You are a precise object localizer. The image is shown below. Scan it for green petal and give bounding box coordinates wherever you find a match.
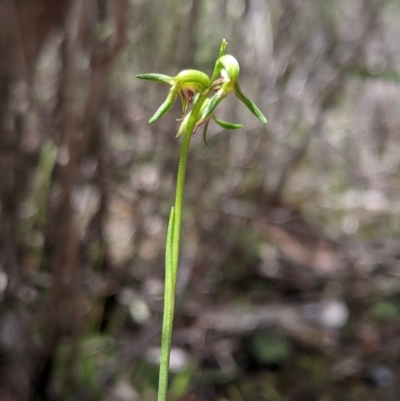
[136,73,174,85]
[202,119,210,148]
[176,70,210,92]
[213,116,243,130]
[176,112,190,137]
[210,57,224,83]
[209,40,228,83]
[149,84,180,123]
[207,55,238,97]
[219,55,240,83]
[234,81,267,123]
[201,88,228,121]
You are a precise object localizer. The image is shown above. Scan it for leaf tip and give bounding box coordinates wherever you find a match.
[259,115,268,124]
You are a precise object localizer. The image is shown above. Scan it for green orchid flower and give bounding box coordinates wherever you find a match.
[176,98,242,146]
[136,70,210,123]
[201,54,267,124]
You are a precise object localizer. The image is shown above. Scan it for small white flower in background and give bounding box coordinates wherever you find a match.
[304,299,349,329]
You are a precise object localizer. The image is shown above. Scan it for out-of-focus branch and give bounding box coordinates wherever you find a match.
[79,0,128,155]
[268,0,384,198]
[40,0,89,395]
[38,0,129,397]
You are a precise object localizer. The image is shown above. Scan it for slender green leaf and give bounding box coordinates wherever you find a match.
[158,207,176,401]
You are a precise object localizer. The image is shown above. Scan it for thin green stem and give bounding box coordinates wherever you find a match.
[171,96,207,279]
[157,95,207,401]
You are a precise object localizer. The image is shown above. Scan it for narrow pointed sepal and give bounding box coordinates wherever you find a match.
[213,116,243,130]
[234,81,267,123]
[202,119,210,148]
[201,89,228,121]
[149,84,180,123]
[219,39,228,59]
[136,73,174,85]
[210,41,229,82]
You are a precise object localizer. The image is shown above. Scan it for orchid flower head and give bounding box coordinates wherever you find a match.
[136,70,210,123]
[136,38,267,140]
[201,54,267,124]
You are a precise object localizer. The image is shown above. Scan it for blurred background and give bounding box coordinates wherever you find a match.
[1,0,400,400]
